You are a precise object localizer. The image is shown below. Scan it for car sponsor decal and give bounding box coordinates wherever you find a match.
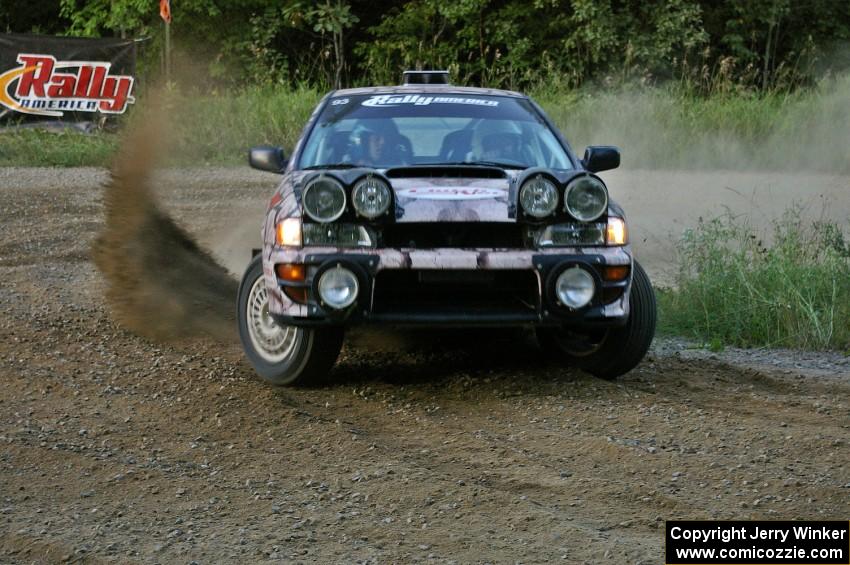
[362,94,498,108]
[395,186,504,200]
[0,53,135,116]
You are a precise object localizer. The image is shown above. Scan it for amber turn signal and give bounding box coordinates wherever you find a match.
[276,263,307,303]
[602,265,630,281]
[275,263,305,282]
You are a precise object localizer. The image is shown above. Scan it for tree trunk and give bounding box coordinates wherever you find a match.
[762,19,775,91]
[335,30,343,89]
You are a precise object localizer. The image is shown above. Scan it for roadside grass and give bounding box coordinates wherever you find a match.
[0,85,322,167]
[657,210,850,351]
[0,128,118,167]
[166,84,321,165]
[2,74,848,172]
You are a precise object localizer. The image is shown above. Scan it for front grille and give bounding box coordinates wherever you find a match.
[372,269,539,317]
[381,222,528,249]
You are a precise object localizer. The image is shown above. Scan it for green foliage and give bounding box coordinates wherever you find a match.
[0,0,68,35]
[6,1,848,90]
[659,209,850,350]
[356,0,711,88]
[59,0,153,37]
[306,1,358,34]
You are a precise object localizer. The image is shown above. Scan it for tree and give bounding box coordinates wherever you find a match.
[305,1,359,89]
[6,0,848,91]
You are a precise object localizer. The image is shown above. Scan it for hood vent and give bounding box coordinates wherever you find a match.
[386,166,506,179]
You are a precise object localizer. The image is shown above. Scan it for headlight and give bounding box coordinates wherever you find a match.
[302,223,375,247]
[565,176,608,222]
[555,267,595,309]
[536,222,606,247]
[352,176,392,219]
[318,266,359,309]
[302,176,346,222]
[276,217,302,246]
[519,175,558,218]
[606,217,627,245]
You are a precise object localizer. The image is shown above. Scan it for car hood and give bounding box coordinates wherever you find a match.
[390,176,513,223]
[282,167,619,223]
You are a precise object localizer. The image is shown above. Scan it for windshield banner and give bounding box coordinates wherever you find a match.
[0,33,137,127]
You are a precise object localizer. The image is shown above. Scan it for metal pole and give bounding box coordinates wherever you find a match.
[165,18,171,82]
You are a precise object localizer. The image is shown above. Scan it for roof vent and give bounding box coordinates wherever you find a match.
[402,70,450,85]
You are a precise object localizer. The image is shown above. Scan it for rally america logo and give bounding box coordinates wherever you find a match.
[362,94,499,108]
[0,54,135,117]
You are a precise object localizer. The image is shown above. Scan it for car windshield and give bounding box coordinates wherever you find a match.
[298,93,572,170]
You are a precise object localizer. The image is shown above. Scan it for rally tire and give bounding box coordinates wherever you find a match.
[538,260,656,380]
[237,256,343,386]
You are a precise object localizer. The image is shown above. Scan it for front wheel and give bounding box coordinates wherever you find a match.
[237,256,343,386]
[538,260,656,380]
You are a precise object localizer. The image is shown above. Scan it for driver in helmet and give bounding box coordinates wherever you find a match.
[470,121,524,164]
[350,121,409,167]
[361,128,386,165]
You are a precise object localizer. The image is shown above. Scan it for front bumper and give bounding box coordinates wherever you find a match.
[264,246,632,327]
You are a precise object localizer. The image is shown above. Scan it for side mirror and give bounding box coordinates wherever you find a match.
[249,145,287,173]
[582,146,620,173]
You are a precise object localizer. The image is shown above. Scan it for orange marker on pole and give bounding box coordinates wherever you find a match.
[160,0,171,82]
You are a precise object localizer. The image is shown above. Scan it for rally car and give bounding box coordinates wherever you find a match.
[237,70,656,386]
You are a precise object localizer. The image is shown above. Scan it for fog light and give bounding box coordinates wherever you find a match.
[318,266,359,309]
[555,267,595,309]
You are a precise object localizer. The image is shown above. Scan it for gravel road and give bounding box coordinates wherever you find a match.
[1,167,848,564]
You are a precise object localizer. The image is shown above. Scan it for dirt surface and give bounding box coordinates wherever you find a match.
[1,167,849,564]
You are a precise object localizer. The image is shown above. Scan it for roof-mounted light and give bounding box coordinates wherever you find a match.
[402,70,450,85]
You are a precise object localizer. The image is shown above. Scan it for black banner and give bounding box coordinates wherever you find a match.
[0,33,137,126]
[666,521,850,564]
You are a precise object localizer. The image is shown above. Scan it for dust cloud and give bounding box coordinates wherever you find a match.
[564,74,850,174]
[92,112,239,343]
[208,216,265,278]
[565,74,850,283]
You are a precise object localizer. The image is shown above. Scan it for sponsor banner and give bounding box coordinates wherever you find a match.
[361,94,499,108]
[395,186,505,200]
[0,33,136,124]
[666,520,849,565]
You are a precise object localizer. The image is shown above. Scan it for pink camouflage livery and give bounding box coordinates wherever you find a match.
[237,71,656,386]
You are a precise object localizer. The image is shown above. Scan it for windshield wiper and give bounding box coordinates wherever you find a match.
[302,163,360,170]
[431,160,528,170]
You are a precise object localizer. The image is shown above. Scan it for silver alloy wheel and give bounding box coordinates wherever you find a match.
[246,276,299,363]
